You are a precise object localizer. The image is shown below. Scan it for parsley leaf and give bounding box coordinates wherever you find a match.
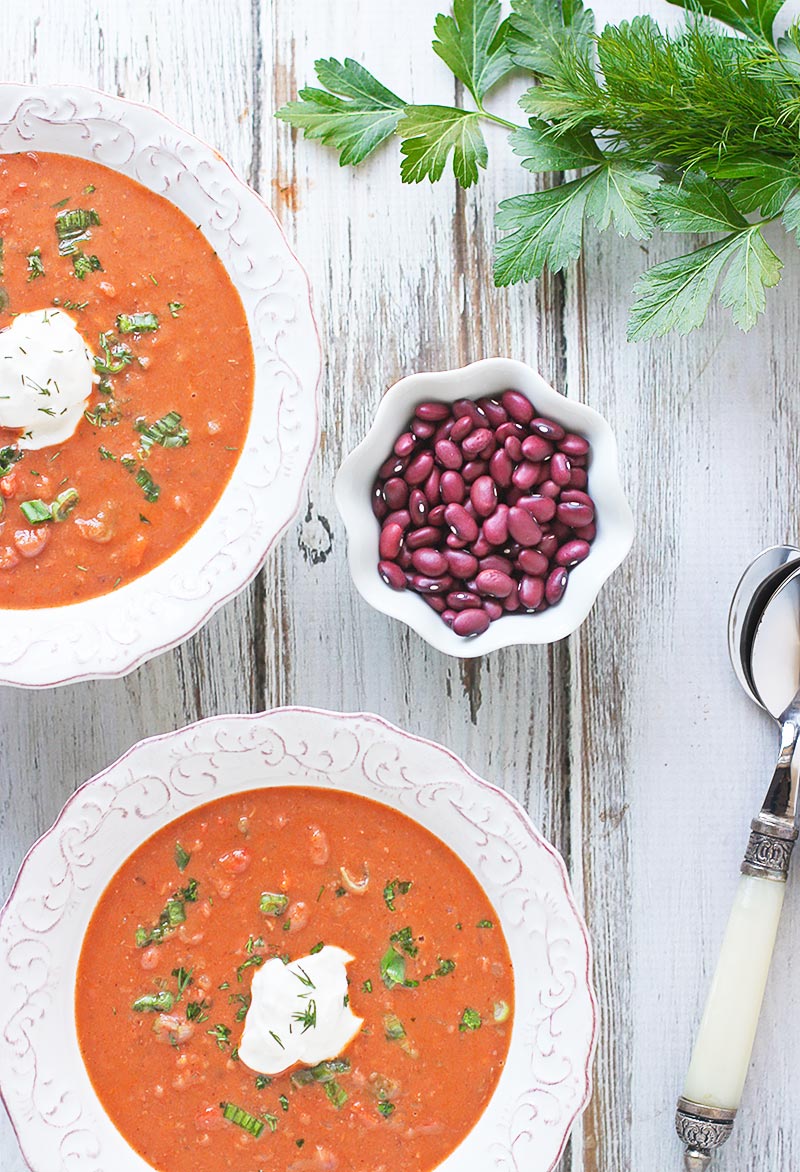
[627,226,782,341]
[399,106,487,188]
[507,0,595,79]
[649,173,747,234]
[432,0,513,104]
[509,115,601,172]
[664,0,783,46]
[276,58,406,166]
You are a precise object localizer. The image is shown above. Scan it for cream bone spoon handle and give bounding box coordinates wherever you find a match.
[677,562,800,1171]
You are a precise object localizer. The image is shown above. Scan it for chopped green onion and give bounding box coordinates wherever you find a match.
[262,1112,278,1132]
[55,208,100,256]
[131,990,174,1013]
[290,1058,350,1088]
[255,1075,272,1090]
[93,333,132,375]
[458,1007,482,1033]
[324,1080,348,1110]
[116,311,159,334]
[72,251,102,279]
[220,1101,264,1138]
[383,1013,406,1040]
[175,841,191,872]
[279,1094,290,1111]
[309,941,324,955]
[259,891,289,917]
[51,197,70,209]
[168,300,184,318]
[135,878,198,947]
[51,488,79,521]
[377,1101,395,1118]
[83,184,96,195]
[135,411,189,453]
[20,500,52,524]
[362,979,373,994]
[476,919,494,929]
[26,248,45,281]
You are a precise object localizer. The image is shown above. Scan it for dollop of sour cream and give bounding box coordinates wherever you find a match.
[0,308,97,450]
[239,945,363,1075]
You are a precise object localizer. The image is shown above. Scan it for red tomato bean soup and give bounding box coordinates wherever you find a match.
[0,151,254,606]
[76,787,514,1172]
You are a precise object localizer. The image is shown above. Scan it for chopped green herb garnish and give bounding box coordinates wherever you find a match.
[19,499,51,524]
[424,957,456,981]
[245,935,264,954]
[236,954,265,982]
[389,926,417,958]
[458,1007,482,1033]
[134,878,198,947]
[292,966,315,990]
[476,919,493,929]
[335,886,347,898]
[379,946,418,990]
[168,300,184,318]
[172,967,193,1000]
[229,992,251,1022]
[116,311,159,334]
[309,941,324,955]
[220,1101,264,1138]
[26,248,45,281]
[135,410,189,454]
[83,185,96,195]
[94,332,132,375]
[131,990,174,1013]
[383,878,412,912]
[255,1075,272,1090]
[270,1031,286,1051]
[0,447,22,477]
[72,251,102,279]
[282,920,292,931]
[134,465,160,503]
[207,1023,232,1050]
[383,1013,406,1040]
[377,1101,395,1118]
[98,446,116,461]
[175,841,191,872]
[139,513,150,524]
[55,208,100,256]
[324,1080,348,1109]
[493,1000,510,1024]
[259,891,289,917]
[263,1112,278,1132]
[51,197,70,209]
[186,999,210,1023]
[291,998,317,1033]
[279,1094,290,1111]
[60,298,89,311]
[362,979,373,994]
[296,1139,305,1148]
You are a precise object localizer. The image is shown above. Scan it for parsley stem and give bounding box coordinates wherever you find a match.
[477,107,522,133]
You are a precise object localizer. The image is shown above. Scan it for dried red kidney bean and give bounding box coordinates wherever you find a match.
[372,391,597,636]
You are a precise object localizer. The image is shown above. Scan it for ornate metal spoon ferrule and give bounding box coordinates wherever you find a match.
[675,1099,736,1171]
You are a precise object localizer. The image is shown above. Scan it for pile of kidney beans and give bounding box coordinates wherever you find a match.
[372,390,596,637]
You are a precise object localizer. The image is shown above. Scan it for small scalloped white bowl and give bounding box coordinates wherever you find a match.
[334,358,634,658]
[0,83,321,688]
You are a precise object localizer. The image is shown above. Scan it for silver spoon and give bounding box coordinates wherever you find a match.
[677,563,800,1169]
[728,544,800,704]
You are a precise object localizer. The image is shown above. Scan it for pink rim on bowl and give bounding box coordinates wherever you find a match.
[0,707,597,1172]
[335,358,634,657]
[0,84,321,688]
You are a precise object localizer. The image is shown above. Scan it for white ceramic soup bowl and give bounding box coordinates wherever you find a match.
[0,84,320,687]
[335,358,634,658]
[0,708,597,1172]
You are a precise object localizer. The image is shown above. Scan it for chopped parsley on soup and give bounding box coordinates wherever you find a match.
[76,788,514,1172]
[0,151,254,606]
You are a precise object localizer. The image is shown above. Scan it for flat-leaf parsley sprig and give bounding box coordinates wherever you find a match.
[277,0,800,341]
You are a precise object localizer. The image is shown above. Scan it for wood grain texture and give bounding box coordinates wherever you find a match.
[2,1,800,1170]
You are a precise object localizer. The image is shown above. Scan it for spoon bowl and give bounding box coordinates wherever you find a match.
[750,564,800,721]
[728,545,800,707]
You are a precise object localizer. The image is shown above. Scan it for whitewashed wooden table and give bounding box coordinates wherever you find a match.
[2,1,799,1169]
